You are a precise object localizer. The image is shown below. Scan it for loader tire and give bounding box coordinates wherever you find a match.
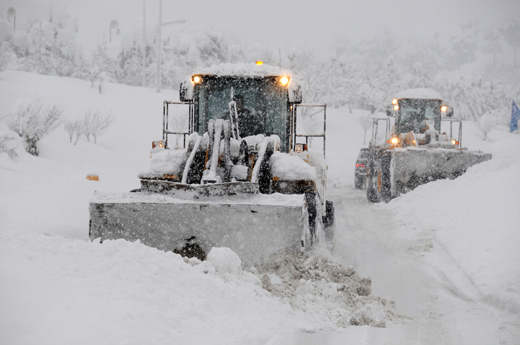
[323,200,335,253]
[354,177,364,190]
[323,200,334,227]
[305,193,317,247]
[366,162,380,203]
[380,154,393,203]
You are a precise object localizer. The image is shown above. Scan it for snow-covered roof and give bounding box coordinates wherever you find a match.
[193,63,291,78]
[394,88,443,100]
[180,63,301,102]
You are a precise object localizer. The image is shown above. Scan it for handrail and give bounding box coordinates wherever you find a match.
[293,103,327,158]
[163,101,193,148]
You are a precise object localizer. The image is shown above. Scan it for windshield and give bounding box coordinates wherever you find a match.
[398,99,441,133]
[194,77,289,151]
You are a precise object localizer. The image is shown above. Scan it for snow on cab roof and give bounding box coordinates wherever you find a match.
[193,63,291,77]
[394,88,443,100]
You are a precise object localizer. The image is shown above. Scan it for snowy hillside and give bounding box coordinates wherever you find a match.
[1,71,519,344]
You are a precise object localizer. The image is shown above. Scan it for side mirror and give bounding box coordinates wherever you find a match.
[289,83,302,104]
[385,105,394,117]
[448,107,454,117]
[179,79,193,102]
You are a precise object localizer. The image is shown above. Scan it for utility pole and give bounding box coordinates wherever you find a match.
[156,0,162,92]
[7,7,16,31]
[142,0,146,87]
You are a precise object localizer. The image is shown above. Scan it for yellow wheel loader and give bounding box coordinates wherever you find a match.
[366,88,492,203]
[89,63,334,266]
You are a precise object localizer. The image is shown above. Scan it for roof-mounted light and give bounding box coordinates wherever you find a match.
[280,76,290,86]
[256,61,264,65]
[192,75,202,83]
[441,105,447,112]
[392,99,398,105]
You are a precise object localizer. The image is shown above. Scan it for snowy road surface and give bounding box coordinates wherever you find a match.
[285,187,518,345]
[269,187,518,344]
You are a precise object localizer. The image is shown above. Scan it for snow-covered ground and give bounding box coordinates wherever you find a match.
[1,71,519,344]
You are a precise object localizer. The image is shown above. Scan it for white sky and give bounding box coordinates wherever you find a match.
[1,0,519,58]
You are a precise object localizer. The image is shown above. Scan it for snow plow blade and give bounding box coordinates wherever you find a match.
[392,148,491,187]
[89,191,309,267]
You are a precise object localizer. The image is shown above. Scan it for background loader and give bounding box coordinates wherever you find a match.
[89,63,334,266]
[366,88,492,203]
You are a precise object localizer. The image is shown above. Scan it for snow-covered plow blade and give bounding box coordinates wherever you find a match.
[89,191,309,266]
[391,148,492,191]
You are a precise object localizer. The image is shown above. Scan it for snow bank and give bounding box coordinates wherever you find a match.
[207,247,242,276]
[0,231,322,345]
[254,252,395,327]
[381,131,520,314]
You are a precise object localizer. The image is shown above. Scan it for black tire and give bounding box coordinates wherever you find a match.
[354,177,363,189]
[305,193,317,248]
[366,162,380,203]
[323,200,334,227]
[323,200,335,253]
[380,154,393,203]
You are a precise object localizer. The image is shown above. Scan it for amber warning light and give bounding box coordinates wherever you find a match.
[256,61,264,65]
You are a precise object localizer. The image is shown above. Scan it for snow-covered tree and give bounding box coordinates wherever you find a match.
[478,112,498,140]
[435,74,509,121]
[447,21,480,68]
[501,20,520,68]
[359,112,373,145]
[482,29,503,69]
[357,59,400,114]
[0,132,18,159]
[287,50,327,104]
[25,21,56,75]
[63,119,83,145]
[91,41,119,83]
[7,98,63,156]
[82,110,115,144]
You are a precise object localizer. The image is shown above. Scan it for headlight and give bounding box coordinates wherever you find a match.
[295,143,307,153]
[392,99,398,105]
[280,76,290,86]
[441,105,447,112]
[391,137,399,145]
[451,139,459,145]
[152,140,165,149]
[192,75,202,83]
[393,105,399,111]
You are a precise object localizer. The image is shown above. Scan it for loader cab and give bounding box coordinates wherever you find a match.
[190,75,293,152]
[395,98,442,134]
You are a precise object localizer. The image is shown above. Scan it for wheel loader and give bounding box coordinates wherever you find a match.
[89,63,334,266]
[366,88,492,203]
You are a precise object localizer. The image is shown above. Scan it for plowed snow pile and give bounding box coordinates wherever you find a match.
[253,251,395,327]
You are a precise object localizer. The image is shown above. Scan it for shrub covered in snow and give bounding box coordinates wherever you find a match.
[63,110,115,145]
[478,111,498,140]
[82,109,115,144]
[63,119,82,145]
[0,131,19,159]
[7,98,63,156]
